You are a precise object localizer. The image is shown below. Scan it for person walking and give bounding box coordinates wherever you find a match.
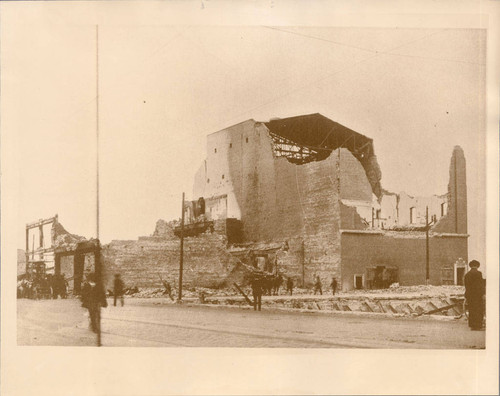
[251,277,262,311]
[162,279,174,301]
[464,260,485,330]
[81,272,108,333]
[330,277,338,296]
[113,274,125,307]
[313,275,322,295]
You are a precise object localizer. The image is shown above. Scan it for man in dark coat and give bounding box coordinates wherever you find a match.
[286,277,294,296]
[113,274,125,307]
[81,272,108,333]
[464,260,485,330]
[251,277,262,311]
[162,279,174,301]
[330,278,338,296]
[313,275,322,295]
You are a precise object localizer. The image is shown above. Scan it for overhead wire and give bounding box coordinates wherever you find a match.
[263,26,485,66]
[198,28,459,136]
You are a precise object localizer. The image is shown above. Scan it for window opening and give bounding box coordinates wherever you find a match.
[410,207,416,224]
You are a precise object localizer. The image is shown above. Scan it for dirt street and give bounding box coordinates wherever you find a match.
[17,298,485,348]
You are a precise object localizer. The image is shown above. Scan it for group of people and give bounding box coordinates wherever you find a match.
[248,274,340,311]
[17,273,68,300]
[76,261,485,334]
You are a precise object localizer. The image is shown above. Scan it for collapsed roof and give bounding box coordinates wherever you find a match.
[264,113,382,198]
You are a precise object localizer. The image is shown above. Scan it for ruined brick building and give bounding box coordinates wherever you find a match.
[186,113,468,290]
[24,113,468,292]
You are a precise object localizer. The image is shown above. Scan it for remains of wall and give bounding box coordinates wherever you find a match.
[340,230,468,291]
[101,223,238,290]
[192,119,384,287]
[433,146,467,234]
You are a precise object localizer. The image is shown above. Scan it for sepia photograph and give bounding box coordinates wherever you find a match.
[1,1,498,395]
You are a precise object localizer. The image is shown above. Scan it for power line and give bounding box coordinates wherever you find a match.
[263,26,485,66]
[263,26,378,54]
[201,30,449,134]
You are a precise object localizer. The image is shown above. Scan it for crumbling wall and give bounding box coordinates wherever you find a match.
[190,120,383,287]
[340,203,369,230]
[152,219,176,238]
[433,146,467,234]
[359,153,383,199]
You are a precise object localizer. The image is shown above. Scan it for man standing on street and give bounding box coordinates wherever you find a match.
[330,277,338,296]
[464,260,485,330]
[113,273,125,307]
[314,275,322,295]
[286,277,294,295]
[251,277,262,311]
[81,272,108,333]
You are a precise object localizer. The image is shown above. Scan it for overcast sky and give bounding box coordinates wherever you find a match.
[2,17,486,262]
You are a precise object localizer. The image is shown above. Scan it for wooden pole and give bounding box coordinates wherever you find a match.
[25,227,29,274]
[425,206,430,285]
[178,192,185,302]
[96,24,100,243]
[301,241,305,287]
[95,24,102,347]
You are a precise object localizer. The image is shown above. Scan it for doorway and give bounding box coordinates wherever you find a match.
[456,267,465,286]
[354,274,363,289]
[73,254,84,295]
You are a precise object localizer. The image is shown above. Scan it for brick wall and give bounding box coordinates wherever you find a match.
[340,230,468,291]
[191,121,383,288]
[101,229,238,290]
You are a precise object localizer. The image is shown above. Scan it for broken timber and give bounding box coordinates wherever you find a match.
[415,302,461,317]
[233,282,254,306]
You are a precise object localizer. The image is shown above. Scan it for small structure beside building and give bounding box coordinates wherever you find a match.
[23,215,99,294]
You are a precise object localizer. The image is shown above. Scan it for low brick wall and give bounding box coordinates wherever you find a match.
[101,231,239,290]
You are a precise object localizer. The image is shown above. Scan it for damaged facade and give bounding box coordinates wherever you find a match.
[24,113,467,293]
[24,215,99,293]
[189,113,468,290]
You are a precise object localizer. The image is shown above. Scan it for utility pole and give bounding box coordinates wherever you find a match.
[95,24,102,347]
[178,192,185,302]
[425,206,430,285]
[25,227,29,274]
[301,241,305,287]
